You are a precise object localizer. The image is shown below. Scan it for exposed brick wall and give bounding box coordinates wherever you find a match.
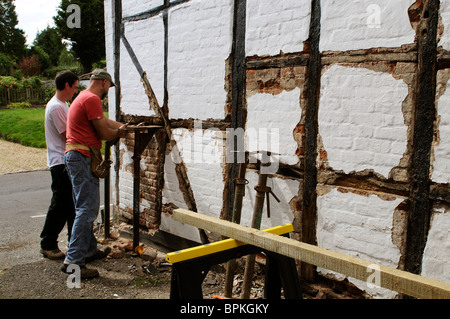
[115,130,166,233]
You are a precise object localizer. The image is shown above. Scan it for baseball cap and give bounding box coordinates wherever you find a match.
[90,69,116,87]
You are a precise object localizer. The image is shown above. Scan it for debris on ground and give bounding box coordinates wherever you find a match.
[0,222,365,299]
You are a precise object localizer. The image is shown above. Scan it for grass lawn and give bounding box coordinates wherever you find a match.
[0,107,110,151]
[0,107,46,148]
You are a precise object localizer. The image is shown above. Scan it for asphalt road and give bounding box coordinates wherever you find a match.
[0,170,104,270]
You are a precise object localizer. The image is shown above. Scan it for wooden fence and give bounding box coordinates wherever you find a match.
[0,88,48,106]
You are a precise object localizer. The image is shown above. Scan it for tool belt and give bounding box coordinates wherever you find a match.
[66,143,111,179]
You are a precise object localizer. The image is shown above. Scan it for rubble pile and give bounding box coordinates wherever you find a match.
[92,226,364,299]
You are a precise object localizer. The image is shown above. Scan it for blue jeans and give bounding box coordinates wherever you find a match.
[64,150,99,265]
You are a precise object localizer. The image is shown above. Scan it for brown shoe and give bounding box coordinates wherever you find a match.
[41,248,65,260]
[85,246,111,263]
[61,263,99,279]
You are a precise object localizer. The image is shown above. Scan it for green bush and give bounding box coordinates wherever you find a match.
[44,87,56,102]
[92,59,106,70]
[0,76,20,89]
[0,75,42,90]
[7,102,31,109]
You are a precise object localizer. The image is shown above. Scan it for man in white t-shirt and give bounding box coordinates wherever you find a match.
[40,71,79,259]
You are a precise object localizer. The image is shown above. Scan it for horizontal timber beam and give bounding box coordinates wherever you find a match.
[173,208,450,299]
[166,223,293,264]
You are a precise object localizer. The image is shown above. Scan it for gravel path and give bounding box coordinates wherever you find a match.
[0,140,48,175]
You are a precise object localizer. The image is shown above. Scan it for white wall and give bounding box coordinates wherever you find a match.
[167,0,233,120]
[421,208,450,284]
[319,65,408,178]
[246,88,302,167]
[320,0,416,52]
[432,72,450,183]
[440,0,450,50]
[246,0,311,56]
[122,0,163,18]
[121,16,165,116]
[161,126,225,241]
[162,127,225,216]
[317,188,403,298]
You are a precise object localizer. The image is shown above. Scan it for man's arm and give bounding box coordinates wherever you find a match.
[91,117,128,141]
[105,117,125,130]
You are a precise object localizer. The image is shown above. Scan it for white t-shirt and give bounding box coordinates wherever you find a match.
[45,96,69,167]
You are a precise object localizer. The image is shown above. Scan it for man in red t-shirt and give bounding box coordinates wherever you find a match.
[61,69,127,279]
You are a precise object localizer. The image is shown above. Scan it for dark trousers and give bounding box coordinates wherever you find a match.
[40,164,75,250]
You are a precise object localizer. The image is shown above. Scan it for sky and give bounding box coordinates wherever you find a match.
[15,0,61,46]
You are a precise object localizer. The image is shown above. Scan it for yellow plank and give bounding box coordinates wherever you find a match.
[166,223,293,264]
[173,208,450,299]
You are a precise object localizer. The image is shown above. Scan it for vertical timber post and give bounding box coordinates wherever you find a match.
[113,0,122,217]
[300,0,321,282]
[405,0,439,277]
[224,0,246,222]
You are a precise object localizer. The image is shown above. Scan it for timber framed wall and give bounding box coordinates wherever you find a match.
[104,0,450,298]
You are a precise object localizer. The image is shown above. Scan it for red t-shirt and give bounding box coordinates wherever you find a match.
[66,90,105,157]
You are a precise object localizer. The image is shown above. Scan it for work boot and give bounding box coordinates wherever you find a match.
[85,246,111,263]
[61,263,100,279]
[40,248,65,260]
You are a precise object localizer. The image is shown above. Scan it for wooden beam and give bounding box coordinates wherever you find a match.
[166,223,293,264]
[173,208,450,299]
[300,0,322,282]
[405,0,439,276]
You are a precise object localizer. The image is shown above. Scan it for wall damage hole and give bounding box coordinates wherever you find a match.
[422,28,428,38]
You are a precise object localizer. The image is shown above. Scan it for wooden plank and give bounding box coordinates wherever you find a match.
[166,223,293,264]
[126,125,164,130]
[173,208,450,299]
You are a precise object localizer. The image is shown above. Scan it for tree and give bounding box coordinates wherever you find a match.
[33,27,65,66]
[58,44,77,66]
[53,0,105,73]
[17,55,41,76]
[30,46,51,73]
[0,53,14,75]
[0,0,26,59]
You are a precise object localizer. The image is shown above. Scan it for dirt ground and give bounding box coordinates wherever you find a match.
[0,231,268,300]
